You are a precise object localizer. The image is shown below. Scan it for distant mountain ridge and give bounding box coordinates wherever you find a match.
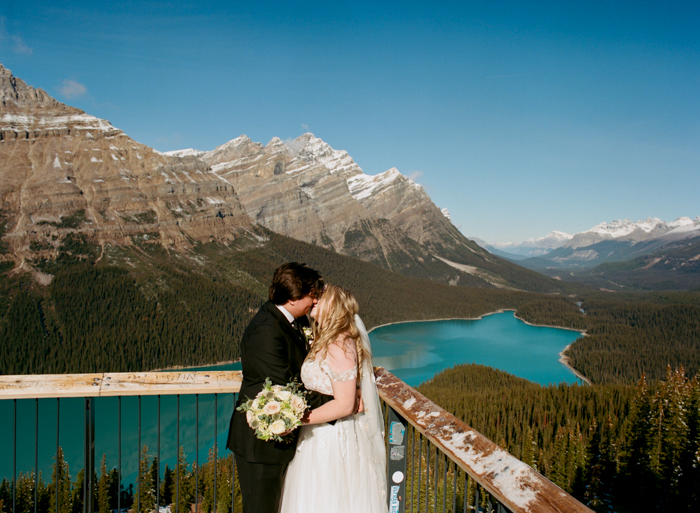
[487,231,573,258]
[503,217,700,290]
[488,217,700,259]
[0,62,563,292]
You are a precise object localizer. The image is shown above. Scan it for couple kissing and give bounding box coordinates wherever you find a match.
[227,262,388,513]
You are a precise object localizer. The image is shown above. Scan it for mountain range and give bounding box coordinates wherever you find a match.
[488,218,700,290]
[0,62,561,293]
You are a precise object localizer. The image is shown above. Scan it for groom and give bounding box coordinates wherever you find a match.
[227,262,328,513]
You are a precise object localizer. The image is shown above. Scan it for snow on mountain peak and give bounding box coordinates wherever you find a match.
[162,148,205,158]
[347,167,406,201]
[585,218,665,238]
[668,216,695,228]
[266,136,285,147]
[441,208,451,221]
[206,135,253,155]
[283,133,359,176]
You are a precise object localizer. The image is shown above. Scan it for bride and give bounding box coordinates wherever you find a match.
[279,284,388,513]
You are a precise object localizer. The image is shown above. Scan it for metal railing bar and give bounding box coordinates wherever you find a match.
[195,394,199,513]
[56,398,60,513]
[231,394,238,513]
[452,461,457,513]
[424,441,429,513]
[410,426,416,513]
[13,399,16,513]
[442,453,447,513]
[87,398,95,513]
[137,395,141,513]
[417,434,423,513]
[176,394,180,513]
[214,393,218,513]
[34,398,38,513]
[157,395,161,511]
[462,473,468,513]
[118,396,121,513]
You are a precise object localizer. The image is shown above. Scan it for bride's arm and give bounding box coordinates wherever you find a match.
[303,337,358,425]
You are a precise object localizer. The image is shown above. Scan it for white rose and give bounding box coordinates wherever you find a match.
[276,390,292,401]
[263,401,281,415]
[272,385,283,392]
[246,410,254,423]
[291,395,306,413]
[270,420,287,435]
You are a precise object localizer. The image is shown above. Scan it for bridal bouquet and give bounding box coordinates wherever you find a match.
[237,378,308,443]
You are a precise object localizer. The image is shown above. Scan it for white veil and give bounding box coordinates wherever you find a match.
[349,314,388,510]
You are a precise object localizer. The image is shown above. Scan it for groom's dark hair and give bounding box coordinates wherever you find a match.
[269,262,324,305]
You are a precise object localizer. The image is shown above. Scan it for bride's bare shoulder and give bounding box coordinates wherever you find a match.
[327,333,357,360]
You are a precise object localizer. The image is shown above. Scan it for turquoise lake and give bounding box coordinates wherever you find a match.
[0,310,584,482]
[371,311,584,387]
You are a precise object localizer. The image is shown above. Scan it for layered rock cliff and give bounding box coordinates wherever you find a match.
[0,63,559,290]
[0,63,256,267]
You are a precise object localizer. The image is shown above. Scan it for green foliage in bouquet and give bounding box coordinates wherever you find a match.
[237,378,309,443]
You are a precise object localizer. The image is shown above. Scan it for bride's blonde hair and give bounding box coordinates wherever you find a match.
[307,284,364,379]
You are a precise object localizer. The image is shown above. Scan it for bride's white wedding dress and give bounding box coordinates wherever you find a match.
[279,315,387,513]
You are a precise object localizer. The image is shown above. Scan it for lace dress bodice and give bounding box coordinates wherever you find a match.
[301,357,357,395]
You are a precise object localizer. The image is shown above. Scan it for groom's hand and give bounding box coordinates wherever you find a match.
[354,388,364,414]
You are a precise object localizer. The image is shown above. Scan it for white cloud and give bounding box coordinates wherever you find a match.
[11,35,32,55]
[60,79,87,99]
[408,170,423,182]
[0,18,33,55]
[301,123,309,131]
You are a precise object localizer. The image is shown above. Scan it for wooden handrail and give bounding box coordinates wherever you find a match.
[375,368,593,513]
[0,371,243,399]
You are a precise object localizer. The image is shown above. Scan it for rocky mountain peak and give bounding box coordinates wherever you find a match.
[1,65,543,291]
[265,136,287,149]
[0,63,60,108]
[204,134,261,163]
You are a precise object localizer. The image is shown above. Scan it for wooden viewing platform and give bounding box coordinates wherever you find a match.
[0,369,592,513]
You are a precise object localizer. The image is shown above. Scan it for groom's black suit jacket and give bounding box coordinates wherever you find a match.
[226,301,329,464]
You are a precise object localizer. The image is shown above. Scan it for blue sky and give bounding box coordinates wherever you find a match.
[1,1,698,243]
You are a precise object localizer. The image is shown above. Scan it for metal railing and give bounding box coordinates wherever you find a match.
[0,370,592,513]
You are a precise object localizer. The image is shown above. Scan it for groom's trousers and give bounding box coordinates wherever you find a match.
[235,454,288,513]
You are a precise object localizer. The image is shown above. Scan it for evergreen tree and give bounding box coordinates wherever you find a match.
[49,447,72,513]
[171,447,193,513]
[651,367,691,508]
[107,469,120,511]
[137,445,155,513]
[0,479,12,513]
[96,455,110,513]
[683,375,700,510]
[160,465,173,507]
[71,469,84,513]
[521,425,537,470]
[619,375,657,509]
[149,456,160,509]
[15,472,35,513]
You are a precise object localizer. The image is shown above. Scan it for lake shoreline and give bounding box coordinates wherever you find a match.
[369,309,591,385]
[369,308,586,334]
[171,309,591,384]
[150,360,239,372]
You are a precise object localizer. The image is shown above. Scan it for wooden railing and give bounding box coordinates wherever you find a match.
[0,370,592,513]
